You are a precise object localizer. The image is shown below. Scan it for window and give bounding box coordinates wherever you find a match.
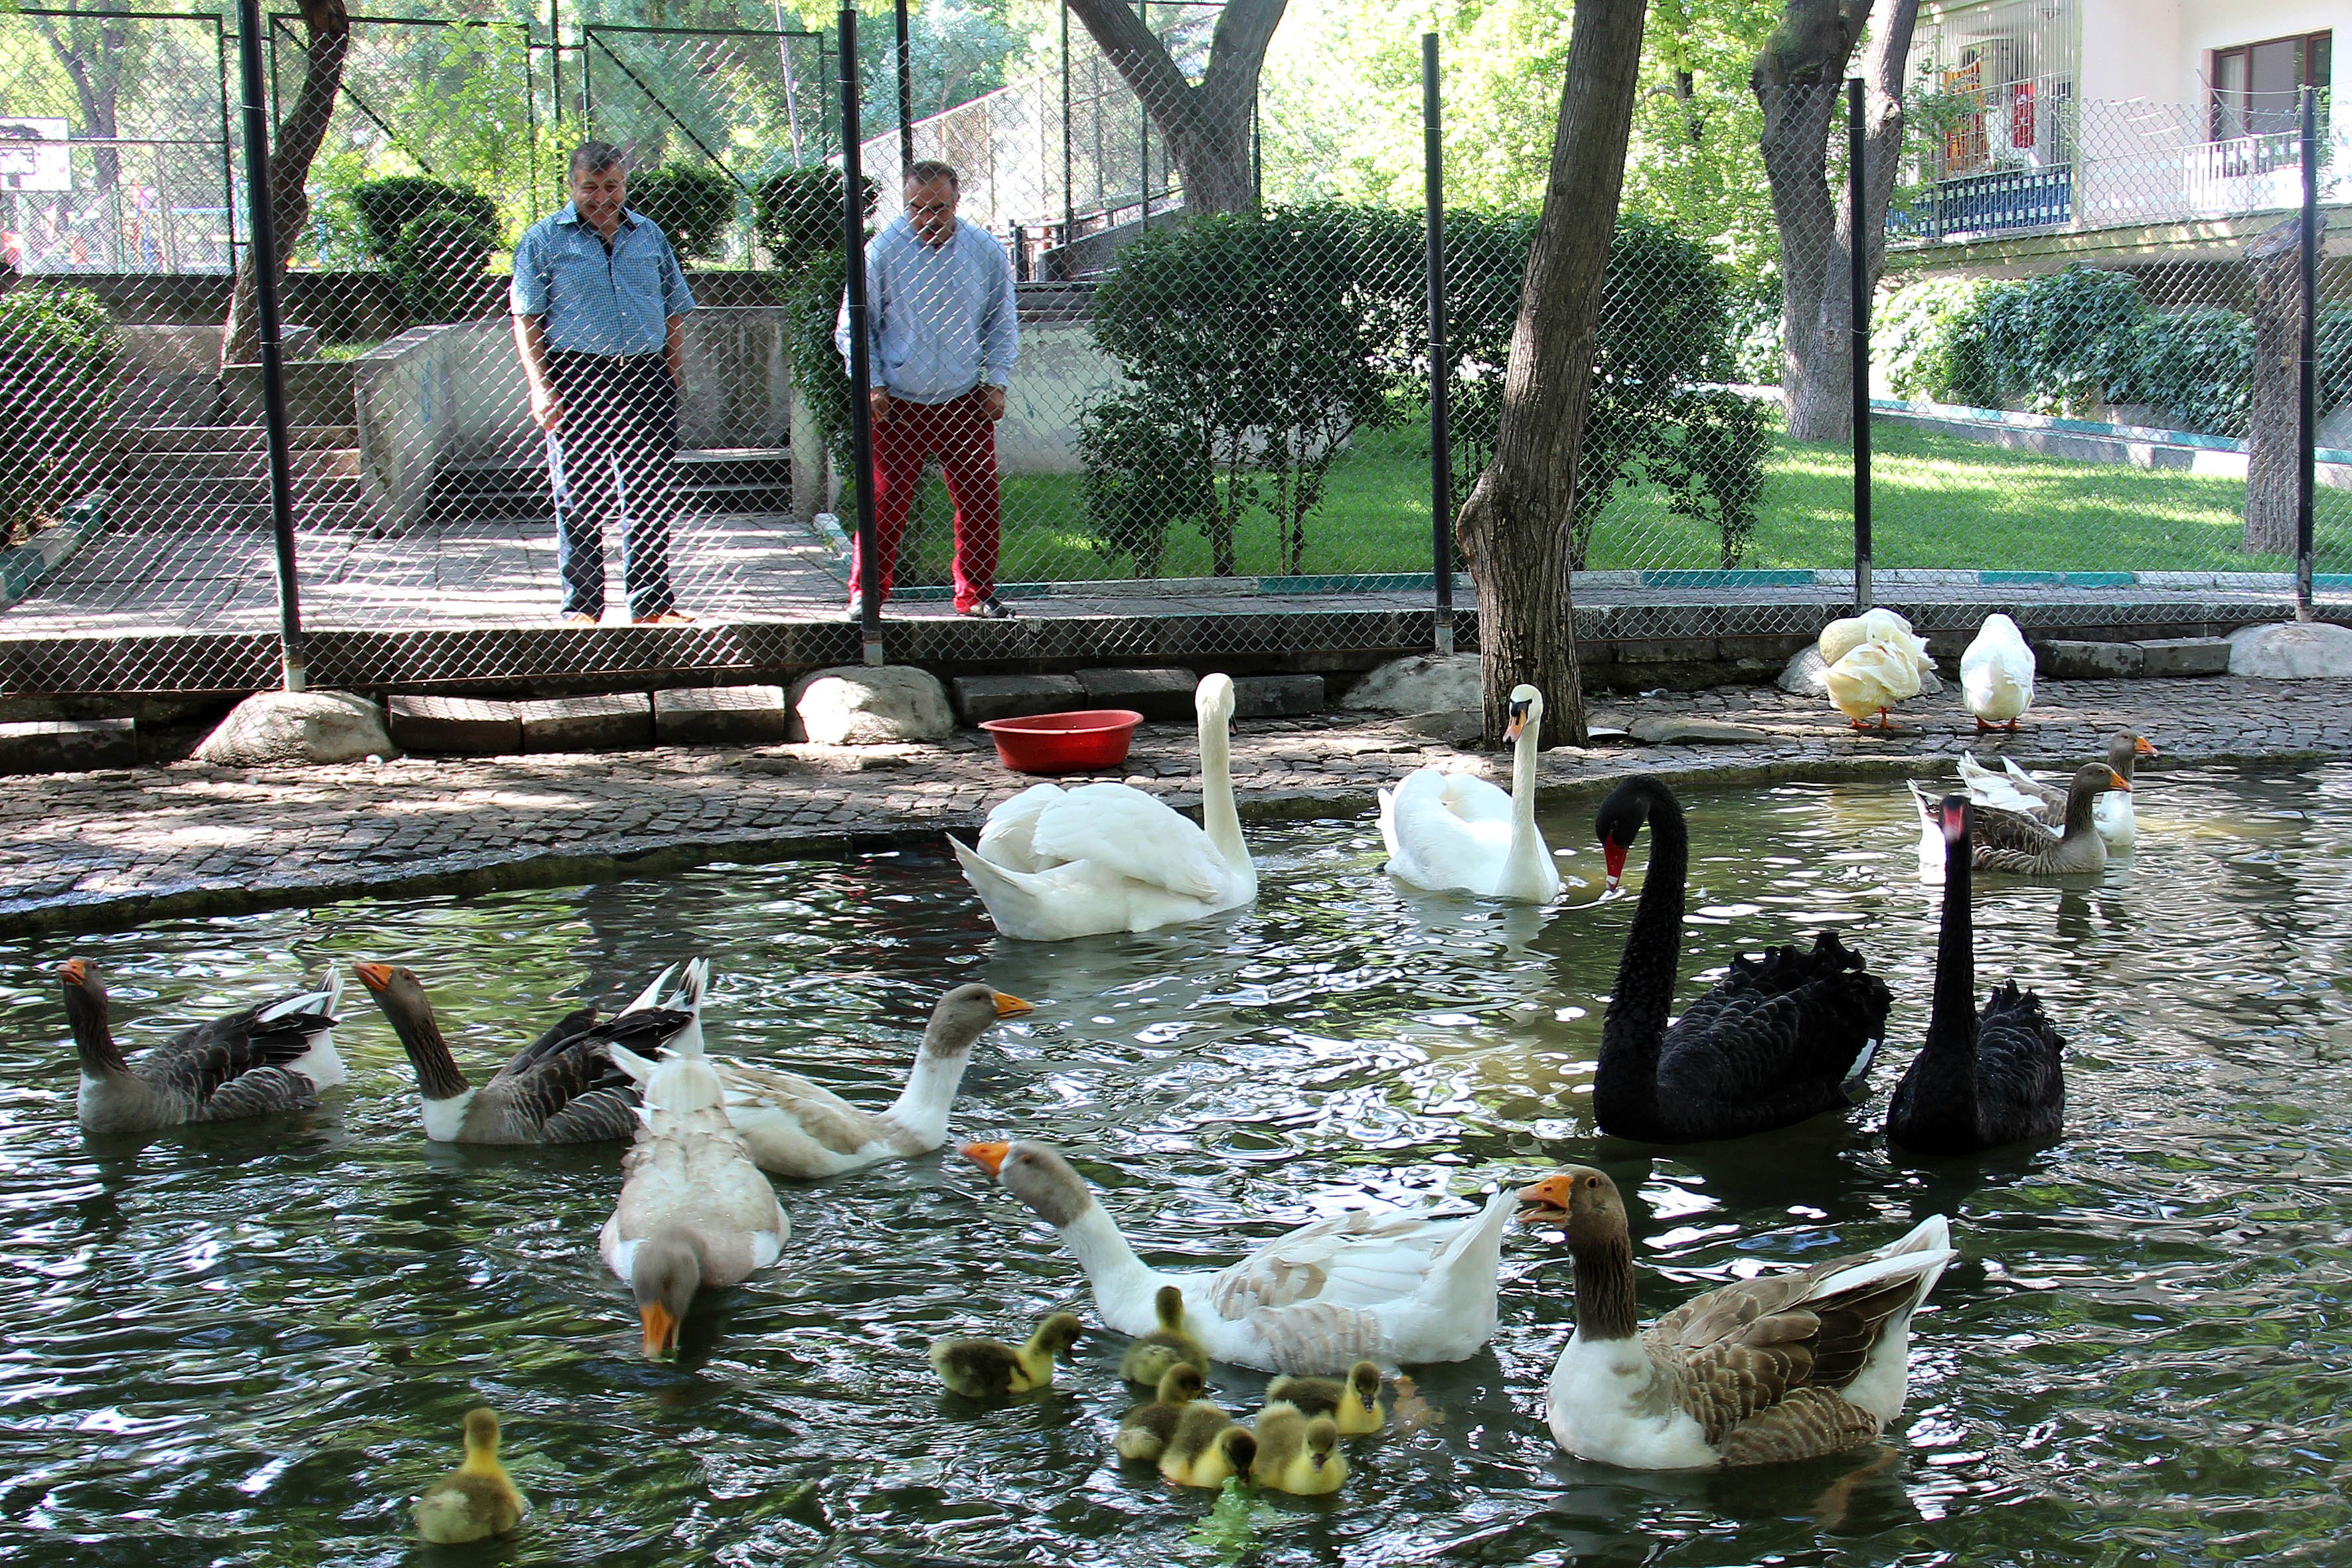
[2211,31,2330,141]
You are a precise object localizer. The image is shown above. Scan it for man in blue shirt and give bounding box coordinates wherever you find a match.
[835,159,1020,617]
[511,141,697,624]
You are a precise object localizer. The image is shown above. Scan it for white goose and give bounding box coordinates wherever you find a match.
[608,982,1032,1179]
[599,1000,789,1358]
[1378,684,1559,903]
[963,1139,1519,1373]
[1523,1166,1954,1469]
[1959,613,2035,732]
[950,673,1255,941]
[1822,608,1934,731]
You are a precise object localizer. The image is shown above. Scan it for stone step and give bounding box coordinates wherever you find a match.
[102,497,372,531]
[113,424,357,453]
[0,717,139,773]
[105,447,360,480]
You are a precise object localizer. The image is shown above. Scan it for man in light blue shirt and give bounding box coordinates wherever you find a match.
[835,159,1019,617]
[511,141,696,624]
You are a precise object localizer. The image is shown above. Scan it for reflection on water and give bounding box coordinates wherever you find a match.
[2,763,2349,1564]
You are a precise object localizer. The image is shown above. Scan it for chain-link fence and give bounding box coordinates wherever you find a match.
[0,4,2344,698]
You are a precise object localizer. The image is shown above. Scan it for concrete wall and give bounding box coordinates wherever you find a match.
[1000,314,1126,475]
[353,306,799,530]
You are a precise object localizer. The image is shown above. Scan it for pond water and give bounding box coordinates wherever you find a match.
[3,764,2350,1567]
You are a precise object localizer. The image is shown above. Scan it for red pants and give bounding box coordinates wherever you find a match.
[853,388,1001,610]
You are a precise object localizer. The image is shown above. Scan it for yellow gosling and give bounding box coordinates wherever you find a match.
[1158,1405,1257,1489]
[928,1312,1084,1399]
[1115,1364,1213,1463]
[413,1407,526,1545]
[1119,1283,1210,1387]
[1251,1403,1346,1496]
[1265,1360,1385,1435]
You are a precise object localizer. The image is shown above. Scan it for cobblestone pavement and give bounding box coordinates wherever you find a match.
[5,674,2346,936]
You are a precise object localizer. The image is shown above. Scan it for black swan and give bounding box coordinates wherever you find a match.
[1886,795,2067,1155]
[1591,775,1891,1142]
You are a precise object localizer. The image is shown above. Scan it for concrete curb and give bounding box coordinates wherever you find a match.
[0,746,2325,941]
[0,492,104,611]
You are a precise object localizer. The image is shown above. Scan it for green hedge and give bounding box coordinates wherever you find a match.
[350,177,501,265]
[0,287,118,544]
[756,167,877,270]
[389,210,498,327]
[1883,266,2352,439]
[627,164,740,263]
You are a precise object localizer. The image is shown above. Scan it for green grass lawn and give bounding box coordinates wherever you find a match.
[880,416,2325,588]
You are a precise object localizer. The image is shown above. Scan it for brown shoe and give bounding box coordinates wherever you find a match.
[632,610,696,625]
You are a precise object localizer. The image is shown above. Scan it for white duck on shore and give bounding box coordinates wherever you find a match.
[1959,613,2035,732]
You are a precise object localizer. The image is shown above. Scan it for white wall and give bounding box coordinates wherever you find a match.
[2088,0,2341,106]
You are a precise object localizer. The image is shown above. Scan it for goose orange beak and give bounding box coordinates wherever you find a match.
[991,992,1034,1018]
[641,1300,680,1359]
[1518,1174,1575,1219]
[962,1141,1009,1177]
[57,959,87,985]
[2134,736,2159,757]
[2108,768,2131,791]
[353,961,395,992]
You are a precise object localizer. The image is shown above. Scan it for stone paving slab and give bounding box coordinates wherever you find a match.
[3,674,2347,938]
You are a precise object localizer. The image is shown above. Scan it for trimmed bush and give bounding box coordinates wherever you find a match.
[0,287,118,544]
[2122,308,2253,439]
[389,210,497,325]
[350,177,500,266]
[627,164,740,263]
[755,167,877,269]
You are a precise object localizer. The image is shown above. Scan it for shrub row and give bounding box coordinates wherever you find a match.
[0,287,118,544]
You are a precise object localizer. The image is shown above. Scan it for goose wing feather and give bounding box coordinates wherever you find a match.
[473,1006,647,1143]
[714,1062,886,1156]
[976,782,1067,872]
[1384,769,1512,889]
[1026,782,1233,899]
[159,986,339,1115]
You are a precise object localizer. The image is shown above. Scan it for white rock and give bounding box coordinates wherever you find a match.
[1780,643,1941,696]
[1342,653,1481,714]
[2227,620,2352,679]
[194,690,393,767]
[790,665,954,745]
[1628,716,1772,745]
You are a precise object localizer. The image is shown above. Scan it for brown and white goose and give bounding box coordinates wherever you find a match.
[1924,762,2127,878]
[60,959,345,1134]
[606,982,1030,1178]
[355,959,704,1144]
[1956,730,2156,851]
[1522,1166,1954,1469]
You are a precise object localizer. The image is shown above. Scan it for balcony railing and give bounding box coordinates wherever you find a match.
[1889,163,2073,244]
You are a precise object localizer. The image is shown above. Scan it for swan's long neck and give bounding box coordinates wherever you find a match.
[1059,1202,1161,1318]
[880,1044,972,1148]
[1594,786,1686,1137]
[1497,714,1547,898]
[1571,1229,1641,1342]
[1918,821,1981,1101]
[1198,701,1248,876]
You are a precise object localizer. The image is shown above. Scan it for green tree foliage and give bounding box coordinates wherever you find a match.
[627,164,741,262]
[773,168,882,473]
[1082,204,1419,578]
[388,210,499,326]
[0,288,118,544]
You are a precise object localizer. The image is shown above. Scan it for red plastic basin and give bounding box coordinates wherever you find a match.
[979,708,1144,775]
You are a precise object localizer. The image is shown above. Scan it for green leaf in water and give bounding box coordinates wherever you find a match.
[1184,1475,1276,1565]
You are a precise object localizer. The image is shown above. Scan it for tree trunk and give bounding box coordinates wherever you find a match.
[1452,0,1650,750]
[221,0,349,371]
[2245,217,2302,556]
[1061,0,1284,217]
[1753,0,1916,443]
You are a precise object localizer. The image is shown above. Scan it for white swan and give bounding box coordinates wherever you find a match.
[1960,613,2034,732]
[1377,683,1559,903]
[949,673,1255,940]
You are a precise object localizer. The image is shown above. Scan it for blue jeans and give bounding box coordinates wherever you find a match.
[546,351,680,619]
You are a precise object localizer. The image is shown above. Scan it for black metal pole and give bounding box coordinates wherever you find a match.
[2296,83,2318,621]
[1423,33,1452,657]
[235,0,306,692]
[1847,76,1871,613]
[1137,0,1148,230]
[893,0,913,170]
[840,7,884,666]
[549,0,561,126]
[1060,1,1073,248]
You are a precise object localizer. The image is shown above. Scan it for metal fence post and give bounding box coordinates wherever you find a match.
[1848,76,1871,613]
[1423,32,1452,657]
[894,0,913,169]
[2296,83,2318,621]
[840,7,884,666]
[234,0,307,692]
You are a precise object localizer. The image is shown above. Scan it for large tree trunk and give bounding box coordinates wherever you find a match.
[2245,218,2302,556]
[221,0,349,370]
[1061,0,1284,217]
[1452,0,1650,749]
[1753,0,1917,442]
